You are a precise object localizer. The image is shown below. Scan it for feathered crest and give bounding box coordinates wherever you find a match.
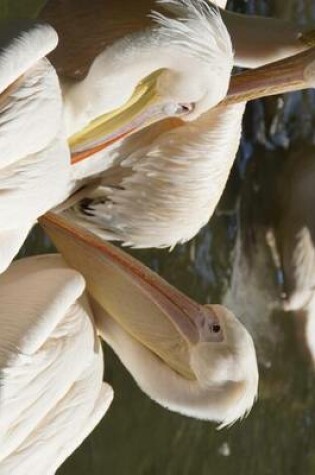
[150,0,233,71]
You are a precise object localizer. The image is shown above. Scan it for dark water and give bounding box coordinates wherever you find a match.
[18,0,315,473]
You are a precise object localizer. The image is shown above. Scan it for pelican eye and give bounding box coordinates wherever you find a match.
[211,324,221,333]
[163,103,194,117]
[178,103,194,115]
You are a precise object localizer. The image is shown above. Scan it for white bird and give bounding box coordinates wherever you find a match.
[0,1,234,271]
[59,0,315,249]
[2,1,315,270]
[41,211,258,428]
[0,254,113,475]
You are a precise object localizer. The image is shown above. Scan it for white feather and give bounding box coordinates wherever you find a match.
[0,28,70,273]
[94,300,257,428]
[0,255,113,473]
[69,103,245,249]
[151,0,233,69]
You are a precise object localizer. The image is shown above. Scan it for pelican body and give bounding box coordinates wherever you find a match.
[0,254,113,474]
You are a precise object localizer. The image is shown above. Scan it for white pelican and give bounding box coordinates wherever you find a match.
[40,212,258,428]
[57,0,315,249]
[64,44,315,249]
[2,2,315,267]
[0,254,113,474]
[0,2,235,270]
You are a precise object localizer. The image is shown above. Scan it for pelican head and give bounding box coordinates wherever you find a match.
[40,213,258,427]
[189,304,258,426]
[150,0,234,120]
[66,0,233,156]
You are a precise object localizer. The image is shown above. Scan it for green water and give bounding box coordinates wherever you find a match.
[7,0,315,473]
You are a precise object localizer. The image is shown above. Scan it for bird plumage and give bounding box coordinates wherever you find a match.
[94,300,258,428]
[0,24,70,273]
[41,213,258,428]
[2,2,315,263]
[69,103,245,248]
[0,254,113,474]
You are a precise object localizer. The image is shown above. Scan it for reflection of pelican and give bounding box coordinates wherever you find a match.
[274,146,315,364]
[3,3,315,268]
[58,0,239,249]
[275,146,315,311]
[41,212,258,428]
[0,254,113,474]
[224,137,315,368]
[223,216,281,368]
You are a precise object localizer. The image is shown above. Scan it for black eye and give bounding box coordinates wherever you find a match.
[178,103,194,115]
[211,324,221,333]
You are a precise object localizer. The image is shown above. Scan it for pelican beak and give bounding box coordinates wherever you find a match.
[40,212,221,380]
[69,70,182,165]
[69,46,315,165]
[224,46,315,105]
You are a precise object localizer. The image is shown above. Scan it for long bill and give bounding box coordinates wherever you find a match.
[222,46,315,105]
[69,47,315,164]
[39,212,222,380]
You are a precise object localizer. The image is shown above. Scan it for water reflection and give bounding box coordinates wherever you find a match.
[17,0,315,473]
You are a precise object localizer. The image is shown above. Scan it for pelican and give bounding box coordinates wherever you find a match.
[0,217,257,473]
[58,0,315,249]
[0,254,113,474]
[40,212,258,428]
[64,46,315,249]
[3,2,315,270]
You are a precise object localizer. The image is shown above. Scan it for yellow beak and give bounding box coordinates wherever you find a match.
[69,70,177,164]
